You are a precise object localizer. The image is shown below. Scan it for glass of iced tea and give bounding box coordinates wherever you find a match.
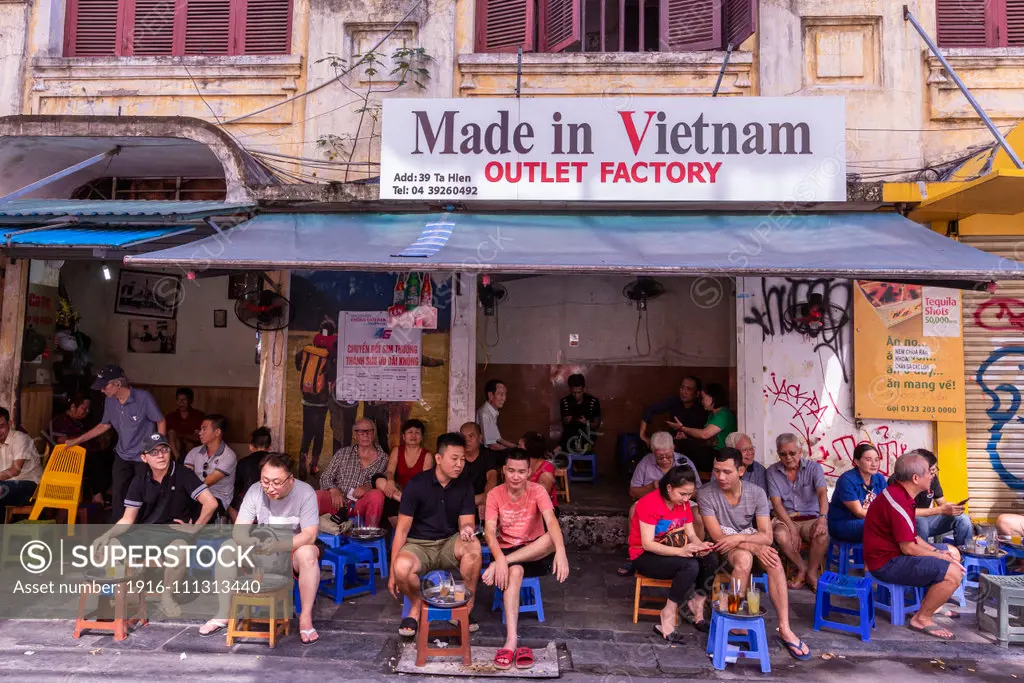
[728,580,741,614]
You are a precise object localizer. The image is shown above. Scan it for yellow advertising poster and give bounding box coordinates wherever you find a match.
[853,281,965,422]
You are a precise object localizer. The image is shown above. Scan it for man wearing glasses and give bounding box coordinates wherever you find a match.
[184,414,237,519]
[93,433,219,618]
[200,453,323,645]
[726,433,768,493]
[319,418,389,527]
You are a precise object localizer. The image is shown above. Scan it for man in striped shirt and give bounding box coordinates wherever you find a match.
[863,452,965,641]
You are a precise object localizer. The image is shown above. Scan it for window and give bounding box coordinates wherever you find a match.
[936,0,1024,48]
[475,0,756,53]
[63,0,292,56]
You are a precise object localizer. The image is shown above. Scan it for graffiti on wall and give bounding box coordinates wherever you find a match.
[973,298,1024,332]
[975,346,1024,492]
[744,278,853,381]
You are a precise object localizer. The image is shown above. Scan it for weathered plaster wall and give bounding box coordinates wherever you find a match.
[0,0,29,117]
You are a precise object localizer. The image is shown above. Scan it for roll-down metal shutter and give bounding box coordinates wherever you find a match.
[963,236,1024,520]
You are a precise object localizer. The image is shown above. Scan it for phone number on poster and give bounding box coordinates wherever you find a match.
[885,405,958,415]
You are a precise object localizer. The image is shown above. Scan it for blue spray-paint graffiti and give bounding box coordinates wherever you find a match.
[976,346,1024,492]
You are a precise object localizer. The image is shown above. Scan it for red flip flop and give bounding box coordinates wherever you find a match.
[494,649,514,670]
[514,646,534,670]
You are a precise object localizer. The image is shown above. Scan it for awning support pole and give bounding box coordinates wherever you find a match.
[515,47,523,98]
[712,43,734,97]
[903,6,1024,170]
[5,220,78,248]
[0,147,122,203]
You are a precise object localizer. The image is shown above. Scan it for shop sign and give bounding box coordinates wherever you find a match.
[853,282,965,422]
[381,96,846,202]
[336,311,422,402]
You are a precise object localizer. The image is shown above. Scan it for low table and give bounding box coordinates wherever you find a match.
[226,577,293,648]
[72,575,148,642]
[976,574,1024,647]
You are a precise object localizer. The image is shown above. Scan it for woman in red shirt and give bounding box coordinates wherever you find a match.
[522,431,558,510]
[628,466,715,642]
[376,419,432,524]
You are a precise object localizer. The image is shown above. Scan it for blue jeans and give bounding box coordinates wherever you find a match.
[829,518,866,543]
[0,480,37,510]
[916,513,973,546]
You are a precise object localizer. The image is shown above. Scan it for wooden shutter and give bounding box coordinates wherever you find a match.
[475,0,535,53]
[129,0,179,55]
[660,0,721,51]
[241,0,292,54]
[1008,0,1024,46]
[723,0,756,49]
[184,0,233,54]
[65,0,122,56]
[538,0,579,52]
[936,0,991,47]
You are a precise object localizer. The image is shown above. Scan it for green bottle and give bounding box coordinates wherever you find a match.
[405,272,421,309]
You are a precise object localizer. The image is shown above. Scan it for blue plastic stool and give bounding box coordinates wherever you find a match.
[706,609,771,673]
[751,573,769,594]
[951,574,967,607]
[812,571,874,641]
[320,545,375,603]
[492,576,545,623]
[963,554,1007,589]
[827,540,864,575]
[318,532,345,549]
[567,452,598,483]
[349,535,389,579]
[402,595,465,621]
[188,536,227,577]
[481,545,492,568]
[867,573,922,626]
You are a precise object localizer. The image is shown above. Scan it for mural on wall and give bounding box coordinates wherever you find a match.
[749,276,931,479]
[975,345,1024,492]
[285,271,451,479]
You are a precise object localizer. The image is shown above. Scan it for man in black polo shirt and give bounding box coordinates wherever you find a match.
[94,433,219,617]
[389,432,482,638]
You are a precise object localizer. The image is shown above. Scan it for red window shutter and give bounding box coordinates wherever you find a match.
[241,0,292,54]
[1008,0,1024,46]
[538,0,579,52]
[130,0,178,55]
[660,0,722,51]
[475,0,535,53]
[65,0,122,56]
[723,0,756,49]
[936,0,990,47]
[184,0,232,54]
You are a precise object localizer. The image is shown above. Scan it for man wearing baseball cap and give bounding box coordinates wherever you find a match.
[93,432,219,617]
[67,365,165,522]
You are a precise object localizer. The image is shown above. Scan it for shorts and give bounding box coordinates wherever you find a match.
[401,534,460,574]
[872,545,952,588]
[772,517,821,542]
[502,544,554,578]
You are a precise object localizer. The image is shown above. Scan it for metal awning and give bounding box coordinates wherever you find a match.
[126,211,1023,283]
[908,169,1024,222]
[6,225,194,249]
[0,200,254,223]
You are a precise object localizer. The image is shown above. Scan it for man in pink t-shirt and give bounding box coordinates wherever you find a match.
[482,449,570,671]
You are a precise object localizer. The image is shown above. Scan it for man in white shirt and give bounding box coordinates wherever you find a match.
[183,414,237,517]
[476,379,517,450]
[0,407,43,515]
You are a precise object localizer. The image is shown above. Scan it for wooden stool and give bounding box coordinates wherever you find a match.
[415,602,472,666]
[226,584,292,648]
[73,581,148,642]
[555,469,571,503]
[633,574,673,623]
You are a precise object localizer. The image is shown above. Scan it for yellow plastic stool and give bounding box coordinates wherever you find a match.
[29,445,87,535]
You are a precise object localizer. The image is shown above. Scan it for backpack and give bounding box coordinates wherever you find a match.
[299,345,330,395]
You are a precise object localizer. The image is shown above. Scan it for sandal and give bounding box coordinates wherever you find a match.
[653,625,687,644]
[494,648,514,671]
[198,619,228,637]
[908,623,956,640]
[300,628,319,645]
[617,561,635,577]
[514,646,534,669]
[776,635,812,661]
[398,617,418,638]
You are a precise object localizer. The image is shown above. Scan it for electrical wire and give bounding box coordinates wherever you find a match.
[634,307,651,357]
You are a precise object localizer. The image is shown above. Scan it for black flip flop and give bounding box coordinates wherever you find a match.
[908,623,956,640]
[398,617,418,638]
[653,625,687,644]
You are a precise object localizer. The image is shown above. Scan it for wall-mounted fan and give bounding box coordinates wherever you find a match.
[478,281,509,317]
[783,293,848,335]
[622,277,665,311]
[234,288,295,331]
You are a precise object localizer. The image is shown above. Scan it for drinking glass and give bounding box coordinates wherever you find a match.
[727,580,741,614]
[718,581,729,611]
[747,585,761,615]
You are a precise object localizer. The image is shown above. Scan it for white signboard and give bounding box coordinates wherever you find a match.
[922,287,961,338]
[381,96,847,202]
[337,311,422,402]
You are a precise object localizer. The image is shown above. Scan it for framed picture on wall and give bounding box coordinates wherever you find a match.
[127,318,177,354]
[115,270,181,319]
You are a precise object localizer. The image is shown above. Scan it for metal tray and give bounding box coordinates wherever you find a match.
[712,602,767,619]
[347,527,386,541]
[421,585,473,608]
